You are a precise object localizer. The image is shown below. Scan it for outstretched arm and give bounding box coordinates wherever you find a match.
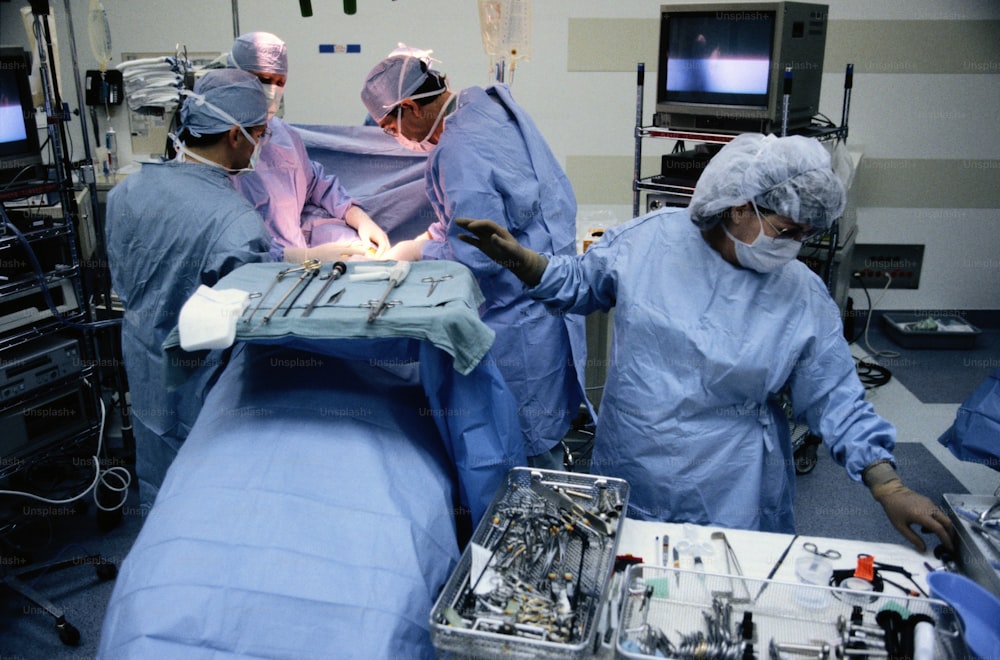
[455,218,548,286]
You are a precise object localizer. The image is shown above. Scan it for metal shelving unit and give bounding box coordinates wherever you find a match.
[630,62,856,310]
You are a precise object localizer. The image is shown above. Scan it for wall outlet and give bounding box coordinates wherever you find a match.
[850,244,924,289]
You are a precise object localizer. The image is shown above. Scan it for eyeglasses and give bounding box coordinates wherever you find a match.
[754,204,819,242]
[380,105,409,137]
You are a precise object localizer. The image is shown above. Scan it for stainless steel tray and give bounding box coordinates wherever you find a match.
[943,493,1000,598]
[430,467,630,658]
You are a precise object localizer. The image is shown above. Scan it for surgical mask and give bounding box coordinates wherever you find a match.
[262,83,284,119]
[393,96,452,153]
[723,204,802,273]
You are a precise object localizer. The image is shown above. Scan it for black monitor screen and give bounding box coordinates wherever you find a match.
[663,11,775,108]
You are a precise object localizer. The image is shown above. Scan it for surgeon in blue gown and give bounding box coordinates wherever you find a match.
[106,70,273,508]
[228,31,390,262]
[360,45,591,470]
[457,133,955,552]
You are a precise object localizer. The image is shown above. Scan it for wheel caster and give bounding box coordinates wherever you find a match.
[96,560,118,581]
[794,436,820,475]
[56,616,81,646]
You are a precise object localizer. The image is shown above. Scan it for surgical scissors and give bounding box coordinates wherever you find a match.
[802,542,841,560]
[422,274,452,297]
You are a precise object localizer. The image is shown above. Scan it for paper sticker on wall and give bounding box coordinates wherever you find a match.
[319,44,362,54]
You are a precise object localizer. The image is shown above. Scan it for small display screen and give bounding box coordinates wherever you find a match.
[0,70,30,145]
[663,10,775,108]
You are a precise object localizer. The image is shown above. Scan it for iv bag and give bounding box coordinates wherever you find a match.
[88,0,113,71]
[478,0,531,83]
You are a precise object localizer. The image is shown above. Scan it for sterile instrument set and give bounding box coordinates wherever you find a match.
[431,468,630,655]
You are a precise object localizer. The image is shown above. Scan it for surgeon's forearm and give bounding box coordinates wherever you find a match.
[344,204,368,230]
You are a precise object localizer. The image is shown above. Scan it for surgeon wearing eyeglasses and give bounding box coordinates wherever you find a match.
[457,133,955,553]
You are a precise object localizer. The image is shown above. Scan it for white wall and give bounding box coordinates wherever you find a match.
[3,0,998,310]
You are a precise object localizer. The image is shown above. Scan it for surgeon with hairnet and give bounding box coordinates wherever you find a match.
[106,69,273,508]
[457,133,955,552]
[229,31,390,261]
[360,45,591,470]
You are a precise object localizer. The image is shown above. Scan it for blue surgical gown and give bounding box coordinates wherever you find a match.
[421,84,589,456]
[533,208,896,532]
[106,160,273,508]
[232,117,358,259]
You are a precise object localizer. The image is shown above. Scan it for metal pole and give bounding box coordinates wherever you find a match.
[632,63,644,218]
[232,0,240,39]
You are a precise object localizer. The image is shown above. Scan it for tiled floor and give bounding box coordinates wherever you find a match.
[853,343,999,496]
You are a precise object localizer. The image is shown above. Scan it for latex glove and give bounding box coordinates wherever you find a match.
[348,208,391,258]
[383,233,430,262]
[455,217,548,287]
[284,242,368,263]
[864,461,956,553]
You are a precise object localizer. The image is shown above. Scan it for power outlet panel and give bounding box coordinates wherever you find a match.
[850,243,924,289]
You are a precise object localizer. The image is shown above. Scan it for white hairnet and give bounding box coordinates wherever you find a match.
[688,133,846,231]
[228,32,288,75]
[180,69,268,136]
[360,43,443,121]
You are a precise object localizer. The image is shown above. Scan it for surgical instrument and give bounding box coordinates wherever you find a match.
[367,261,411,323]
[756,534,798,601]
[803,542,842,560]
[326,287,345,305]
[302,261,346,317]
[243,259,320,324]
[282,267,319,317]
[422,273,453,296]
[262,260,322,324]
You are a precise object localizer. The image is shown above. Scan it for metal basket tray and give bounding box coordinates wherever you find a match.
[615,564,963,660]
[430,467,630,659]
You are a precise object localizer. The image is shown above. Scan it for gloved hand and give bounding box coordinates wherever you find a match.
[353,215,391,258]
[455,217,548,286]
[283,242,368,263]
[383,232,430,262]
[863,461,956,553]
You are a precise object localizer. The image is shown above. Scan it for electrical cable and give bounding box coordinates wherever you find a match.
[848,272,895,389]
[0,207,121,331]
[0,379,130,513]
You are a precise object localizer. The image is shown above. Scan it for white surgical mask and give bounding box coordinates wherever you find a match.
[723,204,802,273]
[262,83,284,119]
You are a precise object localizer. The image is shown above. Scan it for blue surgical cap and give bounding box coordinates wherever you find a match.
[361,45,442,121]
[228,32,288,75]
[688,133,846,231]
[180,69,269,137]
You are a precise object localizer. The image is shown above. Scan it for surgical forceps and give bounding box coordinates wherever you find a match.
[802,542,841,560]
[243,260,321,324]
[422,273,452,296]
[262,260,322,323]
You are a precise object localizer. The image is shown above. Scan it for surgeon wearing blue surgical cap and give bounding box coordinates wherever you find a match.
[106,69,274,508]
[360,45,592,470]
[228,31,390,262]
[457,133,955,553]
